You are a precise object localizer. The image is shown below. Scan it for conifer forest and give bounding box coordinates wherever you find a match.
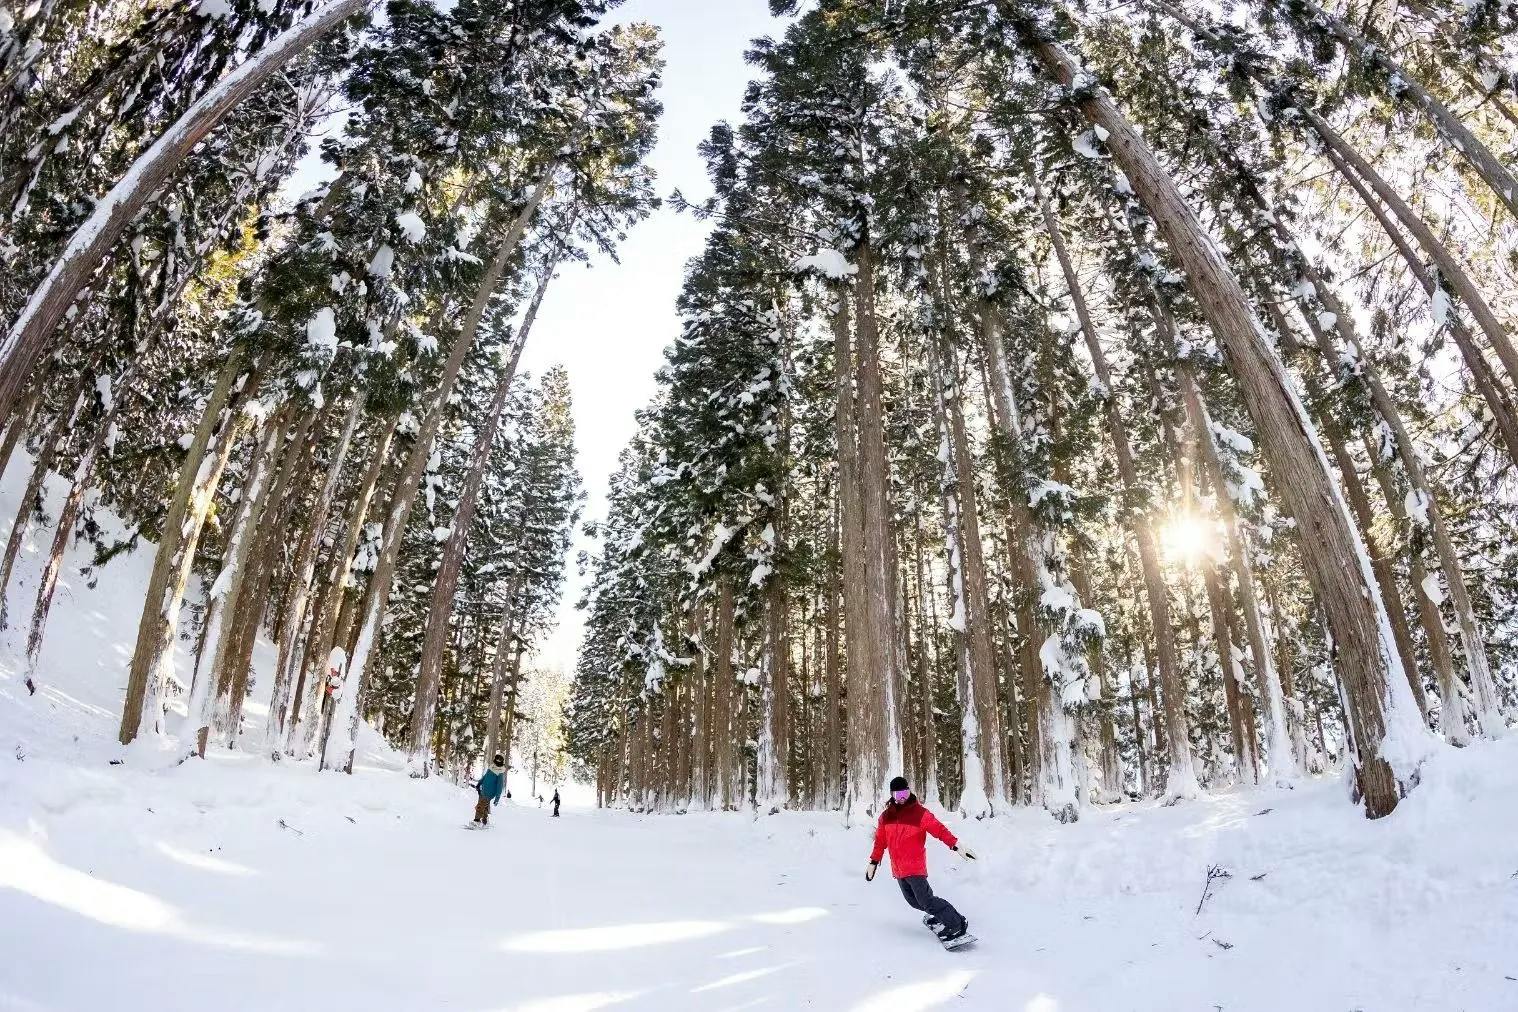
[567,0,1518,825]
[5,0,1518,821]
[7,3,1518,1009]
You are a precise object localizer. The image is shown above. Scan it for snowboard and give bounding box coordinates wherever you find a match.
[924,915,977,951]
[464,822,488,830]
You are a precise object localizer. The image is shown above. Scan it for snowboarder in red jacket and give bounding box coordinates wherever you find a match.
[866,776,976,944]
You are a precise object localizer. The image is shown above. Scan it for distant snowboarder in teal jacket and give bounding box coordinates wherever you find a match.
[473,754,506,827]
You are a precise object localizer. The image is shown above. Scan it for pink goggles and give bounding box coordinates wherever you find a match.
[892,789,911,803]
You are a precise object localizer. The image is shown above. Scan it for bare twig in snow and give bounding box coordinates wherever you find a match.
[1196,864,1232,915]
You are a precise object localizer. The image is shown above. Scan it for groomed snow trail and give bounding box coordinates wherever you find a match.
[3,456,1517,1010]
[5,737,1518,1011]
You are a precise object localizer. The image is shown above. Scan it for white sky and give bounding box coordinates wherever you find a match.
[519,0,779,673]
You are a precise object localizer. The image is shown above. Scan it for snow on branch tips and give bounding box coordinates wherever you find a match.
[792,248,858,280]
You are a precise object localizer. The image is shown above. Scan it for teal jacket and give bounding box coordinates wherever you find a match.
[478,769,504,802]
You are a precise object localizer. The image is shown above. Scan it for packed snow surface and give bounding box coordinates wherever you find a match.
[2,459,1517,1011]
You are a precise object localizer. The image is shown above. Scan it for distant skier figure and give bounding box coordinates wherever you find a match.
[551,789,561,817]
[473,754,506,828]
[866,776,977,949]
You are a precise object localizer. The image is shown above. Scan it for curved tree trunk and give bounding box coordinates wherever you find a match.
[1363,444,1471,746]
[184,415,279,755]
[290,413,398,756]
[0,0,369,421]
[1014,17,1430,817]
[1269,202,1507,736]
[1259,299,1430,723]
[1161,0,1518,454]
[481,578,522,766]
[1201,561,1253,781]
[1035,178,1199,801]
[1321,153,1518,468]
[1173,364,1299,781]
[0,398,73,632]
[119,348,253,744]
[330,164,554,773]
[0,388,39,485]
[1147,362,1262,784]
[24,363,140,683]
[1293,0,1518,221]
[215,403,321,746]
[407,264,553,769]
[1308,111,1518,393]
[263,390,365,757]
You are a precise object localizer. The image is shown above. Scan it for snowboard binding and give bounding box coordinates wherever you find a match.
[925,914,976,950]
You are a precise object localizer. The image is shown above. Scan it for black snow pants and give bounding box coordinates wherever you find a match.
[896,876,965,932]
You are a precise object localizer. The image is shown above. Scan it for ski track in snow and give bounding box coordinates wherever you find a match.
[2,460,1517,1011]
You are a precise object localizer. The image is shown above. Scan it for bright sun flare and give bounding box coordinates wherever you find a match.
[1158,513,1215,567]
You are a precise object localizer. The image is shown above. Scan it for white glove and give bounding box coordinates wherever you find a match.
[865,861,878,882]
[956,846,977,861]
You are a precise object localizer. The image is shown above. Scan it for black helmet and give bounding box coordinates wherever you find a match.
[889,775,909,794]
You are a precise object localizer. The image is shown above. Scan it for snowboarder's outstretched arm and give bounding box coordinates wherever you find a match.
[922,809,958,850]
[924,810,977,860]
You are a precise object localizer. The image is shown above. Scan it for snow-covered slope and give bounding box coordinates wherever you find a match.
[2,457,1516,1011]
[0,451,396,771]
[3,738,1516,1011]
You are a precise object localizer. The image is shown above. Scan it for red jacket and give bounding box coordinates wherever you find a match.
[869,797,957,879]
